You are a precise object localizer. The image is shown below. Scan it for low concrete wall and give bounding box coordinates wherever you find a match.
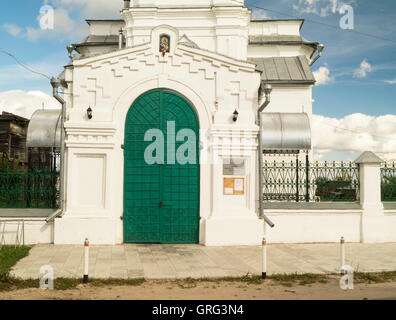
[0,218,54,245]
[385,210,396,242]
[264,205,362,243]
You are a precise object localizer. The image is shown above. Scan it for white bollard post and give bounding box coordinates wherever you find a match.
[262,238,267,280]
[83,238,89,283]
[340,237,345,275]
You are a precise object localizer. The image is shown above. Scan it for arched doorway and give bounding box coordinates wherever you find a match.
[123,89,200,243]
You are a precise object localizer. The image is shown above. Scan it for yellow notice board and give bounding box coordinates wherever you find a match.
[223,177,245,196]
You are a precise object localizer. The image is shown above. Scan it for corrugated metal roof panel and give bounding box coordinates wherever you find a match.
[285,57,303,81]
[274,58,291,81]
[27,110,62,148]
[80,35,119,44]
[248,56,315,84]
[260,113,312,151]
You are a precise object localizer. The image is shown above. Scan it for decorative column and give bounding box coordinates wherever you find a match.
[355,151,385,243]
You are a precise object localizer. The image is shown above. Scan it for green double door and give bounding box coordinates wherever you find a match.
[124,89,200,243]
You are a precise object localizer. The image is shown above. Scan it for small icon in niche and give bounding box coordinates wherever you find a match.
[160,35,170,56]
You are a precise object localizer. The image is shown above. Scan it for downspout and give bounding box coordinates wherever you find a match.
[119,29,124,50]
[46,77,67,223]
[258,83,275,228]
[309,43,325,66]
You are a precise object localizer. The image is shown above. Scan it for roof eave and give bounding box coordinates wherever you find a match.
[261,80,316,85]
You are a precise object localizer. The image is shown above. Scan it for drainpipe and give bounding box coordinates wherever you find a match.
[309,43,325,66]
[119,29,124,50]
[258,83,275,228]
[46,77,67,223]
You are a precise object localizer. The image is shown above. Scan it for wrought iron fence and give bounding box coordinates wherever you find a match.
[381,162,396,202]
[0,168,59,209]
[262,160,360,202]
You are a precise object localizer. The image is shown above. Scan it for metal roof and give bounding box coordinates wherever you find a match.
[260,112,311,152]
[248,56,316,84]
[78,35,120,45]
[27,110,62,148]
[354,151,383,164]
[248,35,318,48]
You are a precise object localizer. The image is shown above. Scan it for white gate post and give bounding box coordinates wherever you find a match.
[354,151,385,243]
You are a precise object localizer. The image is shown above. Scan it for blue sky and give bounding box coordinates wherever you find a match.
[0,0,395,161]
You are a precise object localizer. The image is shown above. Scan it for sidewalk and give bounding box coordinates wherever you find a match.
[11,243,396,280]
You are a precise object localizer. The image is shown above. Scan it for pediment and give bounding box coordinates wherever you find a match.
[72,39,256,78]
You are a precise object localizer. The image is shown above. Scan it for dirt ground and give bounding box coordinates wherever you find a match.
[1,278,396,300]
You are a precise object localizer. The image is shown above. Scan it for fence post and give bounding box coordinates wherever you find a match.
[296,155,299,202]
[305,154,310,202]
[340,237,345,275]
[354,151,385,243]
[262,238,267,280]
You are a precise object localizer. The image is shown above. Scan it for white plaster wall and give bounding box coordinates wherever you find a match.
[249,20,302,37]
[122,5,251,60]
[264,210,362,243]
[0,219,53,245]
[262,86,313,117]
[385,211,396,242]
[131,0,244,6]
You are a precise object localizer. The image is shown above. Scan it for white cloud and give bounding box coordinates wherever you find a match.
[25,7,76,42]
[384,79,396,85]
[3,24,22,36]
[353,59,372,78]
[312,113,396,161]
[292,0,352,17]
[5,0,122,42]
[313,66,333,85]
[251,9,270,20]
[0,90,60,119]
[49,0,122,19]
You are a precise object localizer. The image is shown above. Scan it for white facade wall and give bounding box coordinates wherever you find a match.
[122,7,250,61]
[55,23,264,245]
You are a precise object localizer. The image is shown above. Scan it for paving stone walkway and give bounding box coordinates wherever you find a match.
[11,243,396,280]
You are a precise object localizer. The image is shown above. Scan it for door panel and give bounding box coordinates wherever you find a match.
[124,89,199,243]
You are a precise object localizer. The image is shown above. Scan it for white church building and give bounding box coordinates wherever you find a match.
[50,0,322,245]
[4,0,393,247]
[7,0,350,246]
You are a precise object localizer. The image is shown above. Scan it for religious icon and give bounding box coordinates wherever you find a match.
[160,34,170,56]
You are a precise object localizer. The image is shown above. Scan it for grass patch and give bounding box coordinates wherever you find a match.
[0,278,39,291]
[267,273,330,287]
[2,269,396,292]
[90,278,145,287]
[176,278,197,289]
[54,278,81,290]
[0,246,31,282]
[200,273,263,285]
[354,271,396,284]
